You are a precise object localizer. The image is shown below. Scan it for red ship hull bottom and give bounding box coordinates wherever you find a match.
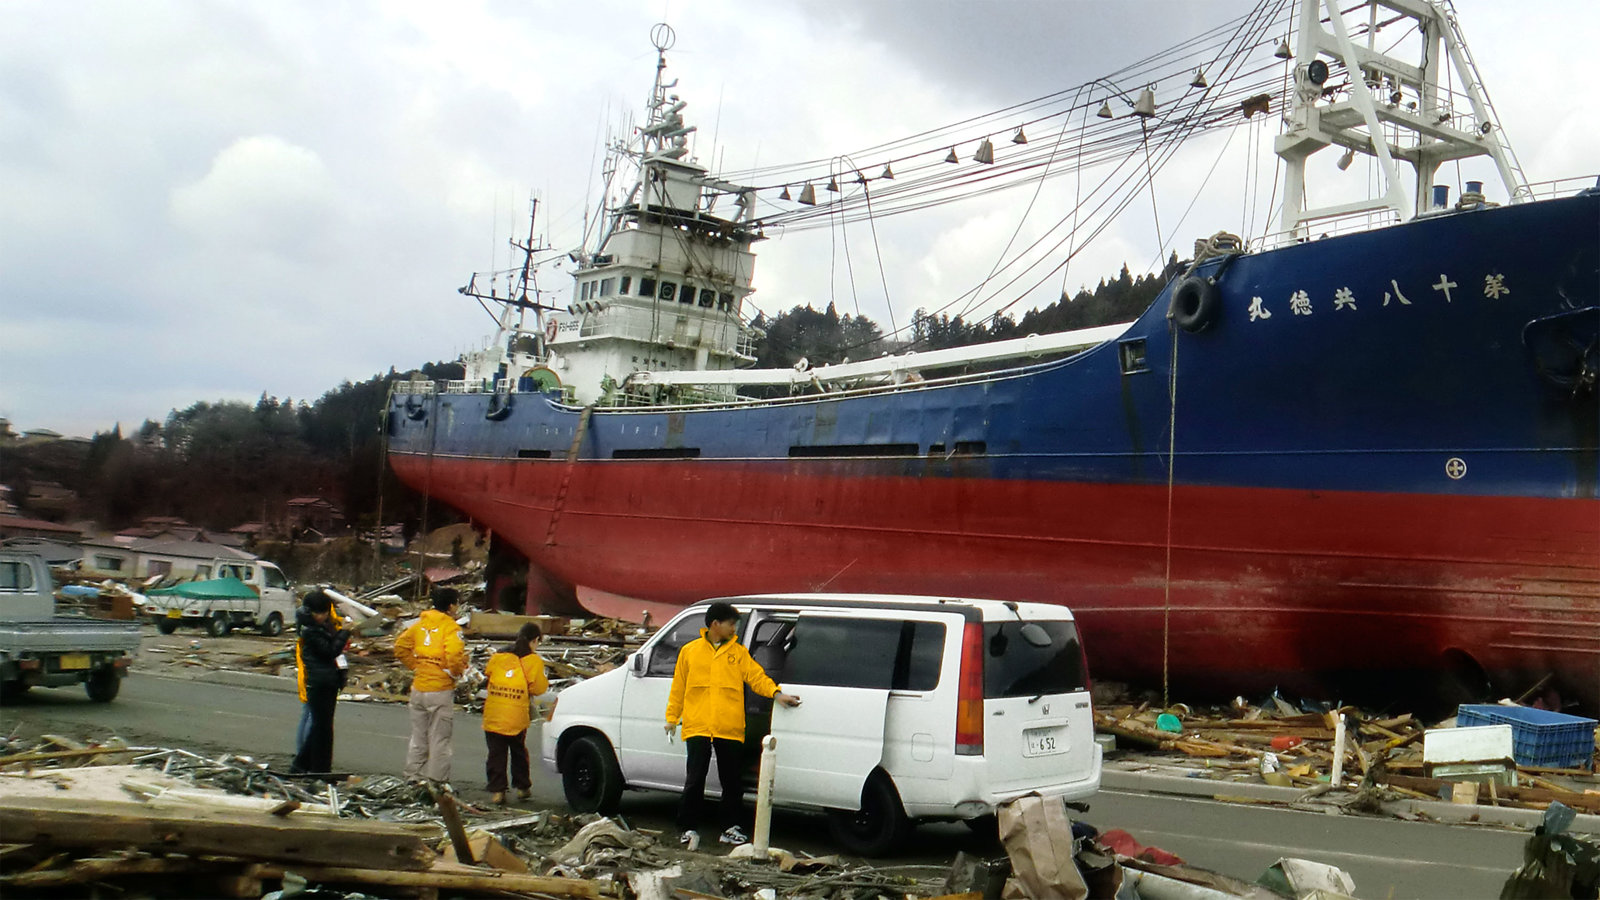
[391,454,1600,710]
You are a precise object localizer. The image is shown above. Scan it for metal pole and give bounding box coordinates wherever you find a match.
[752,734,777,855]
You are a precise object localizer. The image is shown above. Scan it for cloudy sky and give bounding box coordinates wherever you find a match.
[2,1,1594,437]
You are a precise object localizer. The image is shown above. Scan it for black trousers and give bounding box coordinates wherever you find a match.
[291,682,338,773]
[484,730,531,793]
[677,736,744,831]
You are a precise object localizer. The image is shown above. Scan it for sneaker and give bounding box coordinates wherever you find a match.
[515,788,531,801]
[719,826,749,845]
[490,791,506,806]
[678,829,700,848]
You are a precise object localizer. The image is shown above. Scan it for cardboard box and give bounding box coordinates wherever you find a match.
[440,830,528,872]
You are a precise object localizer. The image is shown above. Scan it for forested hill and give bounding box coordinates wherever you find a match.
[3,263,1175,536]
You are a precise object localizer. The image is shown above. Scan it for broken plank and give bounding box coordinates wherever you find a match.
[256,863,616,898]
[0,746,137,767]
[1,855,211,888]
[429,784,475,865]
[0,796,434,870]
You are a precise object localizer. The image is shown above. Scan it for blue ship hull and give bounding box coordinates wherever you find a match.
[389,192,1600,708]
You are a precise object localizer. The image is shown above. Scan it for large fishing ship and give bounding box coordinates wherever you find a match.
[388,0,1600,709]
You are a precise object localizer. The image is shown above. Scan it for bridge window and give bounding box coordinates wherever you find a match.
[620,275,632,294]
[698,288,715,308]
[659,281,676,301]
[640,277,657,297]
[679,283,695,304]
[718,292,734,311]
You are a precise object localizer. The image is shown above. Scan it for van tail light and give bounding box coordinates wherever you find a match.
[955,622,984,756]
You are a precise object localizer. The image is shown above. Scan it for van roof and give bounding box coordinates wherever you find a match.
[702,592,1076,621]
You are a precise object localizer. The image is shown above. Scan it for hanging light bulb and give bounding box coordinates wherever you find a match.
[797,183,816,205]
[779,185,792,201]
[1190,68,1208,89]
[826,176,839,192]
[1012,126,1028,144]
[945,147,959,163]
[973,138,995,165]
[880,164,895,180]
[1336,148,1355,171]
[1097,101,1113,119]
[1275,38,1292,59]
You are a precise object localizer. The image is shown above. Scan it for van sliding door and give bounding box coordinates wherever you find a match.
[770,614,893,811]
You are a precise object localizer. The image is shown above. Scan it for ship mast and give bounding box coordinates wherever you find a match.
[1276,0,1530,239]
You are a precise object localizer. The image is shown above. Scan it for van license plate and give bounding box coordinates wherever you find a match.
[1024,726,1066,757]
[58,654,91,670]
[166,609,182,619]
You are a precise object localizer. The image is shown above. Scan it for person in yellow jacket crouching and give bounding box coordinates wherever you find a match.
[482,623,550,805]
[395,588,467,787]
[665,602,800,847]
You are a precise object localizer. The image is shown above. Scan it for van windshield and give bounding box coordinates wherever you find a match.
[983,621,1086,698]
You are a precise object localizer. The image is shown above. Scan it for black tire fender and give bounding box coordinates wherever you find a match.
[486,392,514,421]
[1168,275,1221,333]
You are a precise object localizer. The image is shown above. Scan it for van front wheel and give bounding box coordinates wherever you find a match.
[561,735,623,814]
[826,772,909,857]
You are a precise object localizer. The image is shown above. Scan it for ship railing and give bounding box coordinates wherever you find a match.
[1522,175,1600,202]
[576,311,745,352]
[391,379,437,395]
[1250,207,1403,251]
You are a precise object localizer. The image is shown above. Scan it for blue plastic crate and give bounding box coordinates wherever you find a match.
[1456,704,1597,769]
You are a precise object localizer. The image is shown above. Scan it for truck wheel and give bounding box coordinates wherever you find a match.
[261,612,285,637]
[85,668,121,703]
[826,771,910,857]
[561,734,624,814]
[0,680,29,705]
[156,619,180,635]
[207,612,232,637]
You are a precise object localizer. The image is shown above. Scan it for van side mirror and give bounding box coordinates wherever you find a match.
[631,652,645,676]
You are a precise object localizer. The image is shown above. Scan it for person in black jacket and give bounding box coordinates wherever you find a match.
[290,590,350,775]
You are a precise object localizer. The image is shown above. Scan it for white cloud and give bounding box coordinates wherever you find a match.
[170,135,340,256]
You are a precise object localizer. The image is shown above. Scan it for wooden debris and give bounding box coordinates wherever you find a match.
[254,861,618,898]
[0,796,435,870]
[0,745,136,768]
[430,784,475,864]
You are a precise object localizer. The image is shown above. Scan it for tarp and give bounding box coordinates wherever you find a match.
[147,577,258,600]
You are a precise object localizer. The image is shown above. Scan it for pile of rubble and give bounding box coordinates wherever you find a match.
[1095,694,1600,818]
[0,733,962,899]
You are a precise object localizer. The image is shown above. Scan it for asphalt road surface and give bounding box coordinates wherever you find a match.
[1,673,1531,898]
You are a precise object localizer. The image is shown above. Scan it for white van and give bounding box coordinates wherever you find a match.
[541,593,1101,855]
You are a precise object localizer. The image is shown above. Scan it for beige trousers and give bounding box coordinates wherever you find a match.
[404,689,455,782]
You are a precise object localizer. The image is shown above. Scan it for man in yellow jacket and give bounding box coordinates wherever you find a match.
[665,602,800,846]
[394,588,467,787]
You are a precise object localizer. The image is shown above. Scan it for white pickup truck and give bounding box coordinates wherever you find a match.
[142,558,297,637]
[0,550,140,703]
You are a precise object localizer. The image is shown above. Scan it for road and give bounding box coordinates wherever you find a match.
[2,673,1530,898]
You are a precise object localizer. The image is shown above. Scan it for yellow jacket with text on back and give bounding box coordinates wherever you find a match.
[482,650,549,736]
[665,629,780,741]
[394,609,467,693]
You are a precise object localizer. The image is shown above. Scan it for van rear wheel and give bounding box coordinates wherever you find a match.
[826,772,909,857]
[85,668,120,703]
[561,735,623,814]
[207,612,232,638]
[261,613,284,637]
[155,619,179,635]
